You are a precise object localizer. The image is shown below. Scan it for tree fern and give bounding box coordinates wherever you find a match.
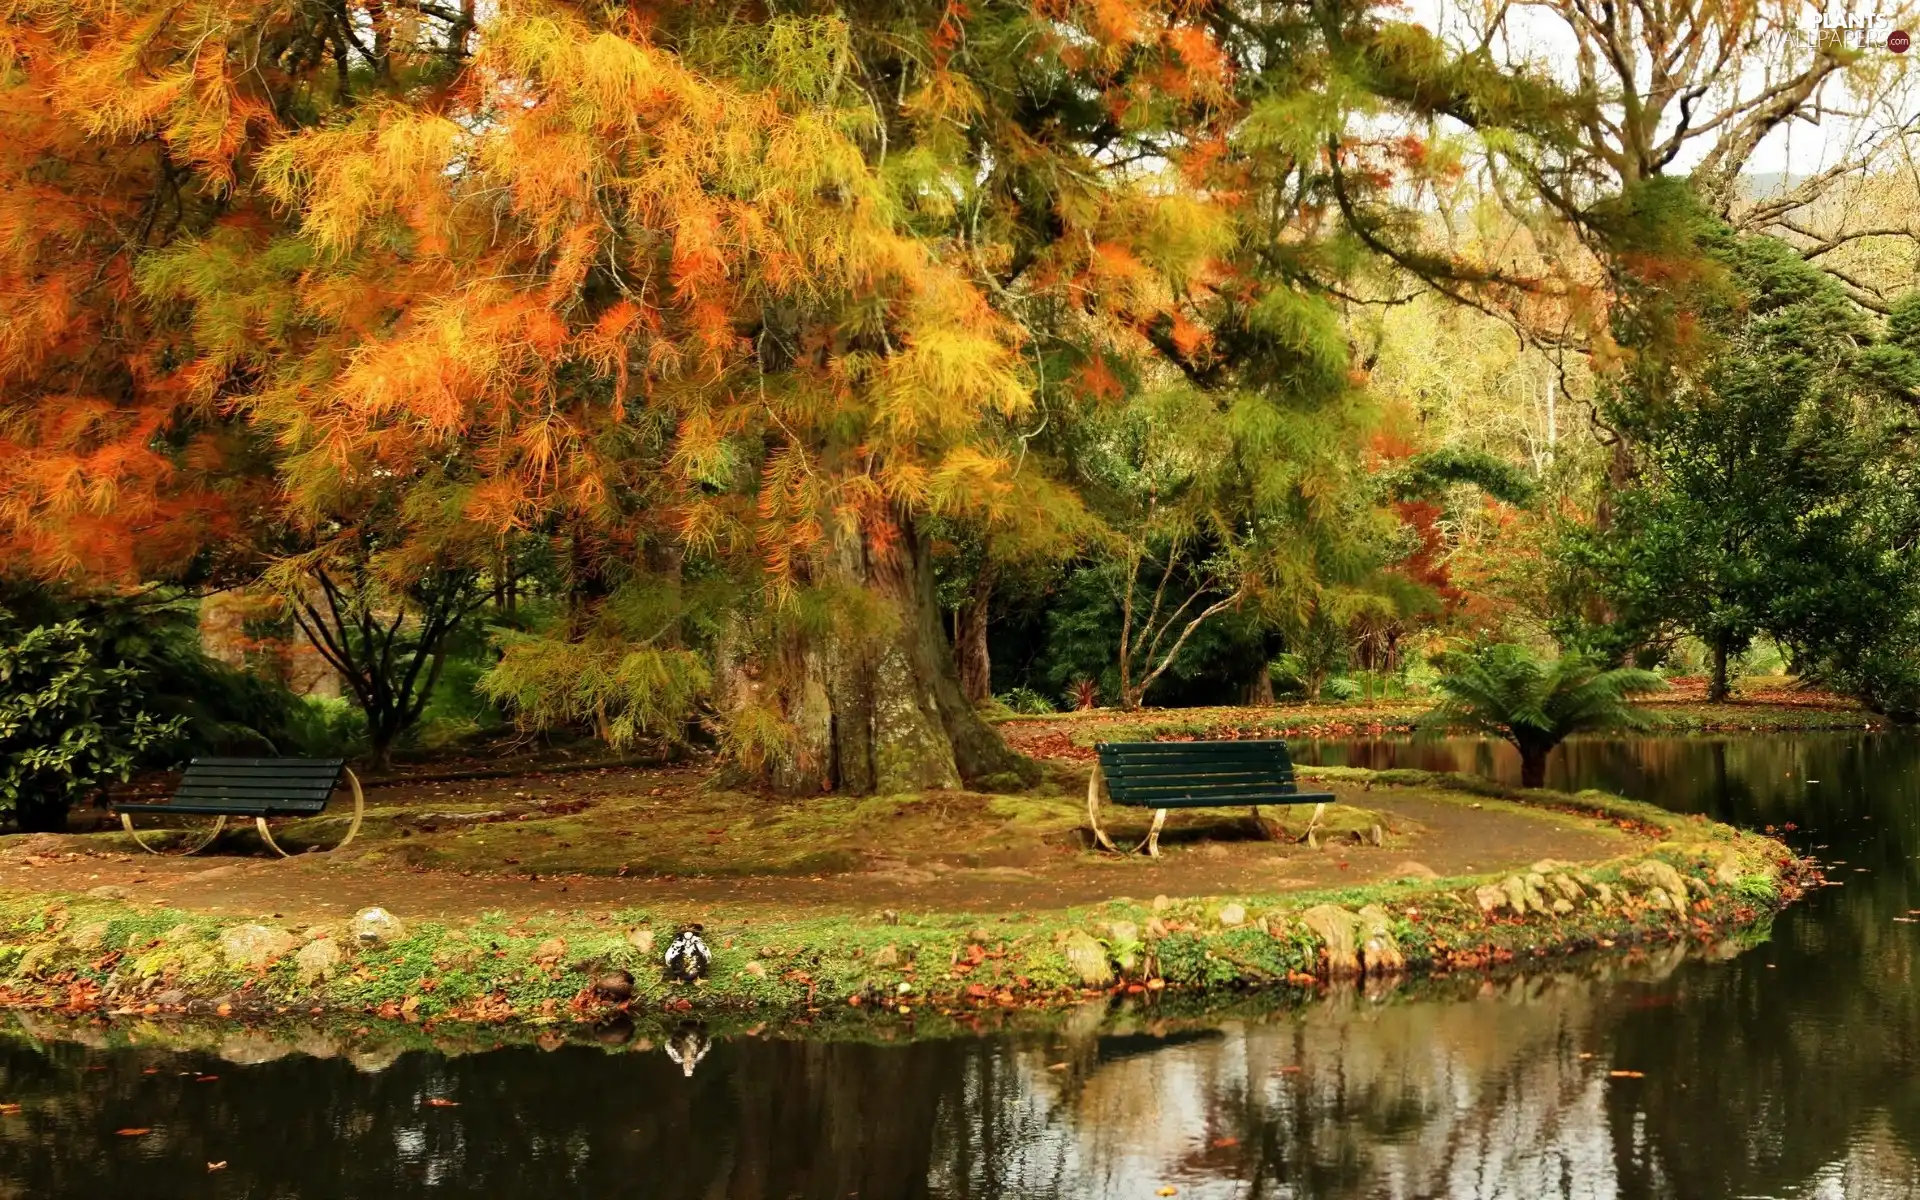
[1425,643,1666,787]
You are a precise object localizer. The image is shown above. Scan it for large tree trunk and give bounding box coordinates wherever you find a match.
[954,566,994,707]
[729,517,1035,796]
[1709,637,1731,703]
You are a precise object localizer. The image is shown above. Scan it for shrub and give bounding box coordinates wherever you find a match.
[996,687,1057,715]
[0,620,184,831]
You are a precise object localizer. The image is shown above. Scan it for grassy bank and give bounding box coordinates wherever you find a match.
[996,693,1883,754]
[0,771,1809,1026]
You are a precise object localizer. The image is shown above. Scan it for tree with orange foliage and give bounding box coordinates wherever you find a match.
[6,0,1808,792]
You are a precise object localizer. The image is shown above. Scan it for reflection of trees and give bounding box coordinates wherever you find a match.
[1604,737,1920,1199]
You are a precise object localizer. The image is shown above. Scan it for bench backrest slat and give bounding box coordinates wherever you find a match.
[1096,740,1308,808]
[117,757,346,818]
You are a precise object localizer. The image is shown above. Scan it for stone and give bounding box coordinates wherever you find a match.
[1299,905,1363,976]
[1217,903,1247,928]
[594,969,636,1000]
[1687,876,1712,897]
[293,939,342,987]
[1355,905,1405,975]
[1392,861,1439,880]
[1530,859,1572,874]
[1202,844,1229,860]
[218,924,298,970]
[627,928,656,955]
[1551,898,1573,915]
[85,885,130,901]
[1501,876,1528,915]
[65,922,110,951]
[967,928,992,945]
[1145,918,1168,939]
[13,945,54,979]
[350,908,405,946]
[1107,921,1140,945]
[1521,875,1550,915]
[870,944,900,968]
[1550,874,1585,902]
[1474,885,1509,914]
[1061,931,1114,988]
[1715,856,1744,887]
[154,988,188,1007]
[532,937,567,965]
[1623,859,1688,899]
[1593,882,1614,907]
[742,961,767,980]
[1152,895,1172,913]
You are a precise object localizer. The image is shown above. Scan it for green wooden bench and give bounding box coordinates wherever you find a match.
[113,757,365,856]
[1087,740,1336,857]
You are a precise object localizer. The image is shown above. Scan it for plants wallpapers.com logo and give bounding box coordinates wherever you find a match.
[1809,15,1910,51]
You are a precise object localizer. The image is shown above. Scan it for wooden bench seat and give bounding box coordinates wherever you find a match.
[1087,739,1335,856]
[114,757,364,856]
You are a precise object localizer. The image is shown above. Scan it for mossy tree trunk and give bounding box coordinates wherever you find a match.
[742,517,1034,796]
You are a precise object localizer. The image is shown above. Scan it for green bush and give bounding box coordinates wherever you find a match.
[996,687,1057,715]
[0,620,184,832]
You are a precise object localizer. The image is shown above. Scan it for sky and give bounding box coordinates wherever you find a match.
[1403,0,1917,180]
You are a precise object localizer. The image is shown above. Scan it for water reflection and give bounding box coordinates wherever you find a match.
[4,733,1920,1198]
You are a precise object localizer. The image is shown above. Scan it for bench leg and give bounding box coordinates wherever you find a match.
[254,818,290,858]
[121,812,226,856]
[256,769,366,857]
[1086,763,1122,853]
[1143,808,1168,858]
[1304,801,1327,850]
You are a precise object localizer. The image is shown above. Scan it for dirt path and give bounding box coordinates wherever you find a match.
[0,785,1636,925]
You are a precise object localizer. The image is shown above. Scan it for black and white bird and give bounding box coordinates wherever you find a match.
[664,924,711,983]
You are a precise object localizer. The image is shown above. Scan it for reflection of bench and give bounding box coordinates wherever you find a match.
[113,757,364,856]
[1087,740,1336,857]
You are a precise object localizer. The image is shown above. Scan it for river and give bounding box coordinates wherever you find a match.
[1,732,1915,1198]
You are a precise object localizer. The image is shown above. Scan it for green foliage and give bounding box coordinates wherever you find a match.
[0,584,306,757]
[1425,642,1665,785]
[480,575,714,750]
[996,687,1057,715]
[0,619,184,831]
[1390,446,1539,507]
[1568,235,1920,703]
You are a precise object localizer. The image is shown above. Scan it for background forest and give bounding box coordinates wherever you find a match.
[2,0,1919,825]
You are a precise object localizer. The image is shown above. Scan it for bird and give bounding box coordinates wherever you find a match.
[664,924,711,983]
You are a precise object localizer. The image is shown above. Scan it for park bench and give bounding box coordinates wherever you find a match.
[113,757,365,857]
[1087,739,1336,857]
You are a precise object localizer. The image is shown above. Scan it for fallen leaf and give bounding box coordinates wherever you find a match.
[207,1162,228,1172]
[1158,1189,1179,1197]
[116,1128,152,1137]
[1608,1070,1646,1079]
[194,1075,218,1083]
[1211,1137,1240,1148]
[0,1103,20,1115]
[426,1098,459,1108]
[1047,1062,1069,1071]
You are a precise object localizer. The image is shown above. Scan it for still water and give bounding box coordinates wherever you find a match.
[3,733,1919,1199]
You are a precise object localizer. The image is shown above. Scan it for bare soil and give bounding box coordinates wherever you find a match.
[7,763,1635,925]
